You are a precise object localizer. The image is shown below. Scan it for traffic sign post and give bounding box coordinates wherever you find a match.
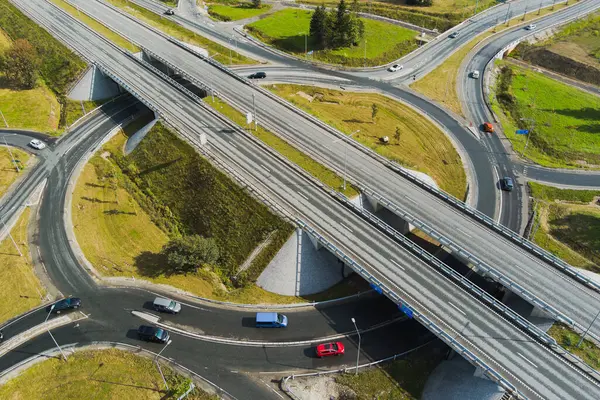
[516,129,529,135]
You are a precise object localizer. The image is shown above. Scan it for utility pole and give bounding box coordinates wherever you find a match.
[351,318,361,375]
[504,3,512,24]
[538,0,543,15]
[473,0,479,16]
[252,92,257,131]
[45,305,68,361]
[363,39,367,68]
[0,212,23,257]
[522,5,528,21]
[155,340,173,390]
[3,136,19,172]
[305,32,307,59]
[0,109,8,128]
[520,117,535,157]
[577,310,600,348]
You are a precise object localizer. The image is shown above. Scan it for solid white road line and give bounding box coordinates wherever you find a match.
[493,165,503,223]
[339,222,353,233]
[260,164,270,173]
[389,258,406,271]
[297,191,309,201]
[447,301,467,316]
[518,352,539,369]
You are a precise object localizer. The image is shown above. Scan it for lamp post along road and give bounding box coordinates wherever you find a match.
[156,339,173,390]
[578,310,600,348]
[45,304,68,361]
[333,130,359,191]
[351,318,361,375]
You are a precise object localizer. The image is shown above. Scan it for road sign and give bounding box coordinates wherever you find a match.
[369,283,383,294]
[307,50,314,55]
[516,129,529,135]
[246,112,253,125]
[399,304,413,319]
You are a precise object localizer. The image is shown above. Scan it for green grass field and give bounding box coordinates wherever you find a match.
[549,324,600,371]
[529,182,600,272]
[492,62,600,169]
[0,208,47,324]
[246,8,417,66]
[206,96,359,198]
[209,3,272,21]
[268,84,466,199]
[335,343,445,399]
[0,349,217,399]
[0,146,30,199]
[0,78,61,132]
[105,0,255,65]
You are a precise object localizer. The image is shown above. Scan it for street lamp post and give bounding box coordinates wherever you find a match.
[520,117,535,157]
[351,318,361,375]
[155,339,173,390]
[252,92,257,131]
[334,129,360,191]
[299,32,307,58]
[45,304,68,361]
[577,310,600,348]
[3,136,19,172]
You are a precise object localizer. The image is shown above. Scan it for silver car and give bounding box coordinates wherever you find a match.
[29,139,46,150]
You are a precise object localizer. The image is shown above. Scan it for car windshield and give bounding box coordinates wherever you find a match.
[169,301,176,309]
[155,328,164,338]
[277,314,284,323]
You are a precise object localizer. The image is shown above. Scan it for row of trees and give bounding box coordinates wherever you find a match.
[0,39,40,89]
[310,0,365,49]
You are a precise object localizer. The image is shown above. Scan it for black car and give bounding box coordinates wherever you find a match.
[137,325,170,343]
[164,8,175,15]
[500,177,514,191]
[48,297,82,314]
[248,72,266,79]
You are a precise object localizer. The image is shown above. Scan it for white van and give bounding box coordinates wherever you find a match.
[471,71,480,79]
[152,297,182,314]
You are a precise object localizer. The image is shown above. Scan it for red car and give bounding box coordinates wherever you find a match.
[315,342,345,358]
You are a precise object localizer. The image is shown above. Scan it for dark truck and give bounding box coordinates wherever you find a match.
[137,325,170,343]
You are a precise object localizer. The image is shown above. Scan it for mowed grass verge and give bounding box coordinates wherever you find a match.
[246,8,417,67]
[0,349,217,400]
[205,96,359,198]
[411,4,568,117]
[105,0,256,65]
[49,0,141,53]
[209,3,272,21]
[0,208,47,324]
[0,146,30,198]
[549,323,600,371]
[335,343,445,399]
[72,121,318,303]
[267,84,467,199]
[529,182,600,272]
[492,62,600,168]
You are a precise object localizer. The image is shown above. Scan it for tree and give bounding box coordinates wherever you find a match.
[0,39,40,89]
[252,0,261,8]
[310,5,328,45]
[406,0,433,5]
[161,235,220,273]
[371,103,379,122]
[395,126,401,143]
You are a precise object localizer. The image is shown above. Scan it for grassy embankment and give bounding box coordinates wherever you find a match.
[335,344,445,399]
[246,8,417,67]
[208,1,272,21]
[528,182,600,272]
[267,84,466,199]
[297,0,497,31]
[0,349,217,399]
[75,120,363,304]
[0,146,30,198]
[411,3,568,117]
[206,97,359,198]
[104,0,255,65]
[492,61,600,169]
[549,324,600,371]
[0,208,47,324]
[0,0,98,134]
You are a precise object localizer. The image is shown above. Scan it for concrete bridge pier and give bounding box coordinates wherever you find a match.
[68,65,122,101]
[356,193,412,234]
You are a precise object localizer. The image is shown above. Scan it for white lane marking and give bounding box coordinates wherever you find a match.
[404,195,417,204]
[261,378,284,399]
[260,164,270,173]
[513,263,534,278]
[390,258,405,271]
[518,352,538,369]
[229,141,237,148]
[447,301,467,316]
[297,191,309,201]
[455,228,472,239]
[339,222,353,233]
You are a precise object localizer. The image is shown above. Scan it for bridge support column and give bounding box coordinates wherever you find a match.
[306,232,322,251]
[358,193,411,234]
[68,65,121,101]
[473,367,492,381]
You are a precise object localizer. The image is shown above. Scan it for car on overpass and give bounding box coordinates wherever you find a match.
[315,342,345,357]
[525,24,536,30]
[449,31,460,38]
[164,9,175,16]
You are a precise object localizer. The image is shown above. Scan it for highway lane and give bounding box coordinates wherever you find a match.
[66,0,600,344]
[15,1,600,396]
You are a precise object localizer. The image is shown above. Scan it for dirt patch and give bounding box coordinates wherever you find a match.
[296,91,315,102]
[285,375,345,400]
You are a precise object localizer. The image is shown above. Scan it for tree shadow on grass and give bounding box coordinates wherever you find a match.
[81,196,116,204]
[549,212,600,273]
[134,251,170,278]
[576,124,600,134]
[544,107,600,122]
[103,209,137,216]
[138,157,183,176]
